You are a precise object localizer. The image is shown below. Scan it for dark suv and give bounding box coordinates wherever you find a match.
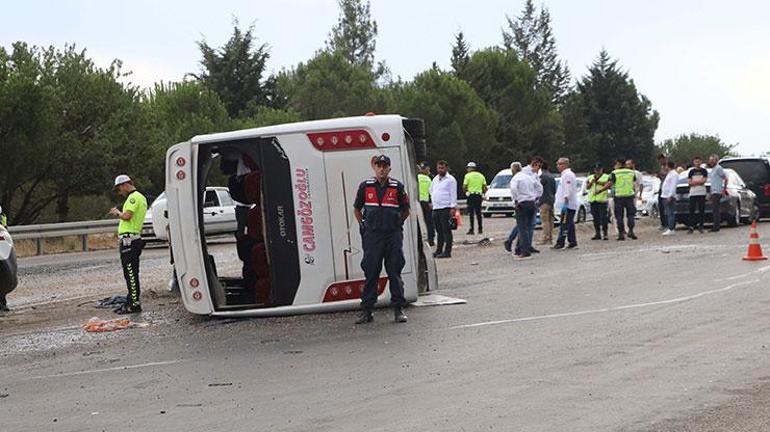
[719,157,770,219]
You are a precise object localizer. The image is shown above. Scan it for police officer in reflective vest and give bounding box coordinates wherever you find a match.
[586,163,612,240]
[417,163,435,246]
[353,155,410,324]
[611,161,638,240]
[109,175,148,314]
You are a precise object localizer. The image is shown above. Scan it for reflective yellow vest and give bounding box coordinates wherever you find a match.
[418,173,431,202]
[612,168,636,198]
[587,173,611,203]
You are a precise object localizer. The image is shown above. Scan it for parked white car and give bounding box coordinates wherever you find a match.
[636,175,661,218]
[145,187,238,240]
[482,169,515,217]
[0,222,18,310]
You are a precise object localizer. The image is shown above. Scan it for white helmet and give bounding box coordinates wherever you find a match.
[114,174,132,187]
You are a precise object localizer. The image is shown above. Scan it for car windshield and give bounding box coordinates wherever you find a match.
[490,174,512,189]
[152,192,166,204]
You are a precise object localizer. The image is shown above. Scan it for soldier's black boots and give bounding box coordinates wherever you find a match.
[355,309,374,324]
[394,306,407,323]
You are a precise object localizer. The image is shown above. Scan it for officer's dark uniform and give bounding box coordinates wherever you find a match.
[353,167,410,322]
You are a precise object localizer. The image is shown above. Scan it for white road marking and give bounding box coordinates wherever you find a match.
[449,265,770,330]
[27,359,188,380]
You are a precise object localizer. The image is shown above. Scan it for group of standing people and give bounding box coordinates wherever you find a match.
[658,154,727,236]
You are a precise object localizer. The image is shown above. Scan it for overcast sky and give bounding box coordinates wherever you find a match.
[2,0,768,155]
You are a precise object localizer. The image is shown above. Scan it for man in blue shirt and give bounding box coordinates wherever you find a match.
[707,154,728,232]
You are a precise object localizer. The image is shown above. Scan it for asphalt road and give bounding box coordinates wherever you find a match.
[2,217,770,431]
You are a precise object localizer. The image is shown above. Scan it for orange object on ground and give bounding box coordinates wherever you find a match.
[83,317,148,333]
[743,220,768,261]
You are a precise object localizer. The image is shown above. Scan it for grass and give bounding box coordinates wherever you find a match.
[15,233,118,257]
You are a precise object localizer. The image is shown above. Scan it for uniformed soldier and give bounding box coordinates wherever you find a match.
[611,160,638,240]
[417,163,435,246]
[353,155,411,324]
[109,175,148,314]
[586,163,612,240]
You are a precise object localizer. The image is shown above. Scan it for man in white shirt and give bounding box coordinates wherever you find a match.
[553,157,579,249]
[509,157,544,259]
[429,160,457,258]
[660,161,679,235]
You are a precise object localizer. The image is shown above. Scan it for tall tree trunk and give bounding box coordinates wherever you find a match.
[56,190,69,223]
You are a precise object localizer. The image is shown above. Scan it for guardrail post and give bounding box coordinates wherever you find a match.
[82,234,89,252]
[36,238,44,256]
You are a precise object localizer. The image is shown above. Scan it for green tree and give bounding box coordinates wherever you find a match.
[503,0,571,105]
[195,22,272,118]
[562,50,659,171]
[142,81,231,195]
[388,69,498,172]
[280,51,388,120]
[327,0,380,71]
[450,31,470,78]
[0,43,60,224]
[461,48,558,169]
[658,133,736,167]
[43,46,147,221]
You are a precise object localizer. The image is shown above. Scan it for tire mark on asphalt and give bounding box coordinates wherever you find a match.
[25,359,189,380]
[449,265,770,330]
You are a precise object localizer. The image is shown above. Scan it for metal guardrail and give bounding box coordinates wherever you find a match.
[6,198,469,256]
[8,220,120,255]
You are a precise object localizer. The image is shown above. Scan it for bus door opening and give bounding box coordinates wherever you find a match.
[196,137,301,310]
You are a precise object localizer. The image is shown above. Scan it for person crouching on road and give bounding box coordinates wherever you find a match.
[109,175,148,314]
[509,157,543,259]
[587,163,612,240]
[417,162,435,246]
[553,158,579,249]
[430,160,457,259]
[463,162,487,235]
[353,155,410,324]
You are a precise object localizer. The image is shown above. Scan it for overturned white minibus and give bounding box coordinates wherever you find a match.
[165,115,438,317]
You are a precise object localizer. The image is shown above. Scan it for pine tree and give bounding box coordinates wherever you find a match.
[562,50,659,171]
[195,22,271,118]
[327,0,379,69]
[502,0,571,105]
[450,31,470,78]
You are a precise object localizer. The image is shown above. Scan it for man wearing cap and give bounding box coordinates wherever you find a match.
[586,163,612,240]
[109,175,148,314]
[463,162,487,235]
[353,155,410,324]
[417,163,435,246]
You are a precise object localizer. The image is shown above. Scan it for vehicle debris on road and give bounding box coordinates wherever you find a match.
[82,317,149,333]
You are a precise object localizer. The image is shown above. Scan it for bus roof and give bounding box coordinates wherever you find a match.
[189,114,405,146]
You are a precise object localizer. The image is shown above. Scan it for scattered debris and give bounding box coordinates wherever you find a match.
[412,294,467,307]
[94,295,127,309]
[82,317,149,333]
[208,382,233,387]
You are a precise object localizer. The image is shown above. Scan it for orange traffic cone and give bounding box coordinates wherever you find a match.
[743,220,768,261]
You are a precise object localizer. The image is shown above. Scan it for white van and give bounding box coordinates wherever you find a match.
[164,115,437,317]
[482,169,515,217]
